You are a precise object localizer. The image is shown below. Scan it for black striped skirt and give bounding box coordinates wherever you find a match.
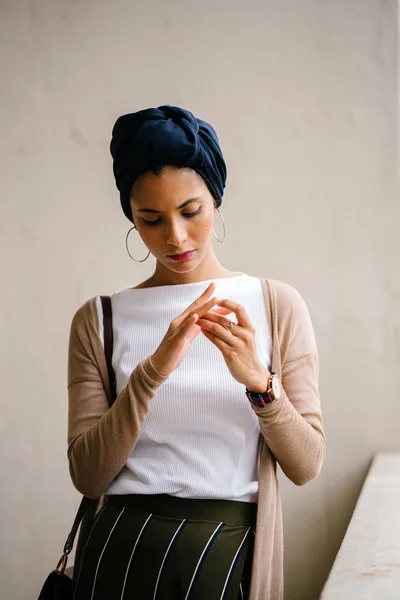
[72,493,256,600]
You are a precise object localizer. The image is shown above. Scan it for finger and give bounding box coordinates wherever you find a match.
[201,328,231,352]
[179,313,200,337]
[192,282,216,305]
[198,312,236,329]
[181,282,216,320]
[182,296,218,326]
[196,296,220,318]
[208,307,232,316]
[216,299,252,328]
[197,316,236,344]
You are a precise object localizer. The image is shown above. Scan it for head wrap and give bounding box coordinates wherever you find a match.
[110,105,227,222]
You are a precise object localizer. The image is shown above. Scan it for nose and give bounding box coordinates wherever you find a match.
[166,220,188,248]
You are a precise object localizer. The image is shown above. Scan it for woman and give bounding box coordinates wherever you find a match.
[67,105,325,600]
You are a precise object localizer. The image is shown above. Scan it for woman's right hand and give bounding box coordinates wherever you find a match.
[150,282,220,377]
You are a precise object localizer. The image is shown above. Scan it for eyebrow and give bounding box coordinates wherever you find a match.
[136,198,201,214]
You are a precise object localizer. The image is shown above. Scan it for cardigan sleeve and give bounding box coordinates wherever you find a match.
[67,299,169,499]
[252,282,326,485]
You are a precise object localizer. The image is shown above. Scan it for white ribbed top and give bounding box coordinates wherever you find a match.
[99,272,272,502]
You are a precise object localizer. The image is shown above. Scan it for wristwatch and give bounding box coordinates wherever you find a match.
[245,372,282,408]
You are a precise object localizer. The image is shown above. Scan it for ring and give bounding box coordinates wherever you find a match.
[224,321,234,334]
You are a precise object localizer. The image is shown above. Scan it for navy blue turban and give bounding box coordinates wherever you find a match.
[110,105,227,223]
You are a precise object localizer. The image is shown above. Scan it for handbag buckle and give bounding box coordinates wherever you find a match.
[55,548,71,575]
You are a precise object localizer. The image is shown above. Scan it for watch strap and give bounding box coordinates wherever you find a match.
[245,373,276,407]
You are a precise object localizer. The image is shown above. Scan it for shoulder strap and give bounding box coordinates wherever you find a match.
[58,296,117,571]
[62,496,91,556]
[100,296,117,406]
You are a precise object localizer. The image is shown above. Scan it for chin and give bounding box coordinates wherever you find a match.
[164,253,203,274]
[169,263,199,274]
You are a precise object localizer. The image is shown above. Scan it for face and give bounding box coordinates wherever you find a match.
[130,167,216,274]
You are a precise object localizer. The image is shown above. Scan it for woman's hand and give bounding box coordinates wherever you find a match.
[197,299,270,392]
[151,282,218,377]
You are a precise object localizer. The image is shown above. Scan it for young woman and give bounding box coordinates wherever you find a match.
[68,105,325,600]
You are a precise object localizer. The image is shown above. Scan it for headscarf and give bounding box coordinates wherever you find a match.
[110,105,227,222]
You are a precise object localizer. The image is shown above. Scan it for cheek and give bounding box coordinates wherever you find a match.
[134,226,158,249]
[190,226,211,244]
[194,212,215,235]
[142,229,162,247]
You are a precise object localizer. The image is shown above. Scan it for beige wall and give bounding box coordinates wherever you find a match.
[0,1,398,599]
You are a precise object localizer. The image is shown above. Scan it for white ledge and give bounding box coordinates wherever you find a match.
[320,452,400,600]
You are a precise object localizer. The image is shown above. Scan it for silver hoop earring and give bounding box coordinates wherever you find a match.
[125,226,150,262]
[212,207,226,243]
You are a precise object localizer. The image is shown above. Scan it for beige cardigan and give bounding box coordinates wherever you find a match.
[67,277,325,600]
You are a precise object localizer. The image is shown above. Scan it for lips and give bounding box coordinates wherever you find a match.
[168,250,195,261]
[169,251,193,258]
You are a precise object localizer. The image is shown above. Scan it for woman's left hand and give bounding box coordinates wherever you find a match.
[197,299,270,393]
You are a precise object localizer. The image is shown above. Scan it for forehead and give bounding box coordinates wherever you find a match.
[131,168,209,208]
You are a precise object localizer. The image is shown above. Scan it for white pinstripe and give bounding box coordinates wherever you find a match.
[91,504,107,529]
[120,513,153,600]
[184,522,224,600]
[153,519,187,600]
[219,527,251,600]
[239,582,244,600]
[90,507,125,600]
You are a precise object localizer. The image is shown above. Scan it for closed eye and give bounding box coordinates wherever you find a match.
[143,208,201,226]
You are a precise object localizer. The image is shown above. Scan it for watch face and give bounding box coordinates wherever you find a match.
[272,375,282,399]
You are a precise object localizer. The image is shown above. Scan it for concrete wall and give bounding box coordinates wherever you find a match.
[321,453,400,599]
[0,1,398,598]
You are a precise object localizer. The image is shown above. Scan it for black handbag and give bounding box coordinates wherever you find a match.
[38,296,116,599]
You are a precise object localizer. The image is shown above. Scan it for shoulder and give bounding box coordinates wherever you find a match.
[265,278,310,317]
[69,296,101,337]
[265,278,317,356]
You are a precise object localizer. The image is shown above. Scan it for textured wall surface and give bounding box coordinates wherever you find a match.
[0,1,398,599]
[320,453,400,599]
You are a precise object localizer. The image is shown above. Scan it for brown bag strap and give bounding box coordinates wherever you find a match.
[58,296,117,570]
[100,295,117,405]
